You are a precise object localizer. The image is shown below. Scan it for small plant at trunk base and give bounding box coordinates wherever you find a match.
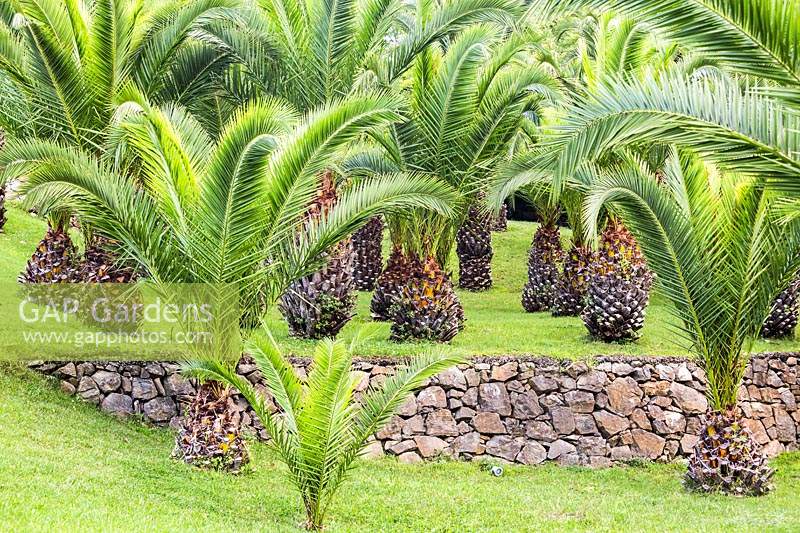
[184,334,463,531]
[352,217,385,291]
[579,150,796,495]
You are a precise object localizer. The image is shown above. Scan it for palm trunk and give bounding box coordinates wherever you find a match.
[552,242,593,316]
[19,223,77,284]
[389,254,464,342]
[371,245,412,320]
[172,381,249,473]
[0,185,7,233]
[279,171,356,338]
[522,218,563,312]
[456,205,493,291]
[686,407,774,495]
[352,216,384,291]
[582,218,653,341]
[492,202,508,231]
[761,275,800,339]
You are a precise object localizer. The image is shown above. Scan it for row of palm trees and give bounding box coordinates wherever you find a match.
[1,0,799,510]
[488,0,800,495]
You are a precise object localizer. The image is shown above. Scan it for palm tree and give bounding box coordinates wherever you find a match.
[354,26,559,340]
[581,149,798,494]
[528,0,800,340]
[523,1,800,204]
[0,0,238,281]
[1,92,457,469]
[560,11,668,340]
[209,0,525,113]
[185,333,462,530]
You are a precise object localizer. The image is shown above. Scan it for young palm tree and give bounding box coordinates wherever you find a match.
[185,333,462,530]
[356,26,560,340]
[562,11,666,340]
[583,150,798,495]
[0,0,236,280]
[2,93,457,469]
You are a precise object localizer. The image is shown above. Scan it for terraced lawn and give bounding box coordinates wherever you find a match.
[2,366,800,532]
[3,204,799,360]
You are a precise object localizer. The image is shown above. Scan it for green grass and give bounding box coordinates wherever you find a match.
[3,205,800,359]
[3,365,800,532]
[263,220,800,358]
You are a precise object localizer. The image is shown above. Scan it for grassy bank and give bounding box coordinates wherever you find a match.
[2,366,800,532]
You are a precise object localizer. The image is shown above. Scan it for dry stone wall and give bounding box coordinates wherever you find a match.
[32,353,800,466]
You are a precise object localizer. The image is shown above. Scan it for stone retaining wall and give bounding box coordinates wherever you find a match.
[32,353,800,466]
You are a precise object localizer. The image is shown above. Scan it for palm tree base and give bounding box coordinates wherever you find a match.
[522,224,562,312]
[172,382,249,473]
[19,225,77,283]
[761,277,800,339]
[279,242,356,339]
[371,247,412,321]
[552,245,593,317]
[521,281,554,312]
[582,270,652,342]
[686,408,774,496]
[458,254,493,291]
[492,203,508,231]
[390,256,464,342]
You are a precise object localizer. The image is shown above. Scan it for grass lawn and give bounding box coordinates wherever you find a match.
[3,365,800,532]
[3,204,800,359]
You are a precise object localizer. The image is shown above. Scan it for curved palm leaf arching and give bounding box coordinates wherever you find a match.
[0,0,238,282]
[357,25,559,341]
[582,150,799,494]
[1,92,457,469]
